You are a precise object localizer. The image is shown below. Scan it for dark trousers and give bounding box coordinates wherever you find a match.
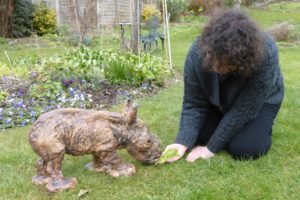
[196,103,281,160]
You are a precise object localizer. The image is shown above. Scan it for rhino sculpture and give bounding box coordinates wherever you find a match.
[29,100,162,192]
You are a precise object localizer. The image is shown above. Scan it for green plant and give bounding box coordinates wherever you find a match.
[0,57,36,78]
[33,2,57,36]
[223,0,236,7]
[0,91,9,102]
[36,46,101,84]
[11,0,34,38]
[65,46,105,79]
[103,52,170,86]
[242,0,253,6]
[42,33,59,40]
[0,37,7,45]
[187,0,222,15]
[57,25,69,37]
[29,80,62,101]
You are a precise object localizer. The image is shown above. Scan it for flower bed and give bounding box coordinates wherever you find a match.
[0,47,171,130]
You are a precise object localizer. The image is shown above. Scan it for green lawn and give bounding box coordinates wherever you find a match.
[1,3,300,200]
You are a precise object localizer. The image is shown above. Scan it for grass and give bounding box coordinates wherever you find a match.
[1,2,300,199]
[268,2,300,12]
[247,2,300,29]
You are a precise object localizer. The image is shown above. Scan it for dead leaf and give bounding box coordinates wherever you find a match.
[78,189,89,198]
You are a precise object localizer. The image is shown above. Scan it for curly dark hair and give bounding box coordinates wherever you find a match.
[200,9,266,75]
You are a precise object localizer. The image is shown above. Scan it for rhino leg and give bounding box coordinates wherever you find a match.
[86,151,136,177]
[32,158,52,185]
[45,153,78,192]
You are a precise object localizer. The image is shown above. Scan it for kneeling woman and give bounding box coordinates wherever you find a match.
[165,9,284,162]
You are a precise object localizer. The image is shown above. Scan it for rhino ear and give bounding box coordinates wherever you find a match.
[122,99,131,114]
[126,102,139,125]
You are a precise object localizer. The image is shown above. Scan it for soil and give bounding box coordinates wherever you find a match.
[85,80,160,109]
[85,73,182,109]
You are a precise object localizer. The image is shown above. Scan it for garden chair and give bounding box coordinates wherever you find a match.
[141,16,164,52]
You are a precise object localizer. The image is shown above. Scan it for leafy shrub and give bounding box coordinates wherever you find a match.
[102,52,170,86]
[187,0,203,15]
[142,4,161,21]
[64,46,104,80]
[223,0,236,7]
[188,0,222,15]
[242,0,254,6]
[38,46,170,87]
[57,25,69,37]
[160,0,188,22]
[11,0,34,38]
[33,2,57,36]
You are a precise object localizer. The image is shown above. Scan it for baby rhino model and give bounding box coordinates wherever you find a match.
[29,100,162,192]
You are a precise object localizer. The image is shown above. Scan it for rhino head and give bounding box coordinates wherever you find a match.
[119,100,162,164]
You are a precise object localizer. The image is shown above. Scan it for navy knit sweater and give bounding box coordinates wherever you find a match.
[175,36,284,153]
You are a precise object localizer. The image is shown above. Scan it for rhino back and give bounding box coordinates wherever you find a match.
[29,108,121,156]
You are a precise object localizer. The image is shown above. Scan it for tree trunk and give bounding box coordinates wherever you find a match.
[131,0,139,54]
[0,0,14,37]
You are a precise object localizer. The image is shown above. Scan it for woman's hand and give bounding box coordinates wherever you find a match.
[162,143,188,163]
[186,146,215,162]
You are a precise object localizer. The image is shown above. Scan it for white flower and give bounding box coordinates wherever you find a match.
[74,94,79,100]
[80,94,85,101]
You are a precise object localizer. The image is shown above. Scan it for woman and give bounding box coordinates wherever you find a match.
[164,9,284,162]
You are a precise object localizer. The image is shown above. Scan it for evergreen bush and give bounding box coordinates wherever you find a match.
[11,0,34,38]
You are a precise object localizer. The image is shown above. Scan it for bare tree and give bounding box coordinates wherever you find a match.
[0,0,14,37]
[69,0,93,43]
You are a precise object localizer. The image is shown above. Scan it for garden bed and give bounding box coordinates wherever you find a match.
[0,45,175,130]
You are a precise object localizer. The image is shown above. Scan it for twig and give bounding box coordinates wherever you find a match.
[4,50,13,74]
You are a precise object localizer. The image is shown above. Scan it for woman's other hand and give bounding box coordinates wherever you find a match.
[186,146,215,162]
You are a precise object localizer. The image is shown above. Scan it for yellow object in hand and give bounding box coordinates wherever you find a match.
[156,149,179,165]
